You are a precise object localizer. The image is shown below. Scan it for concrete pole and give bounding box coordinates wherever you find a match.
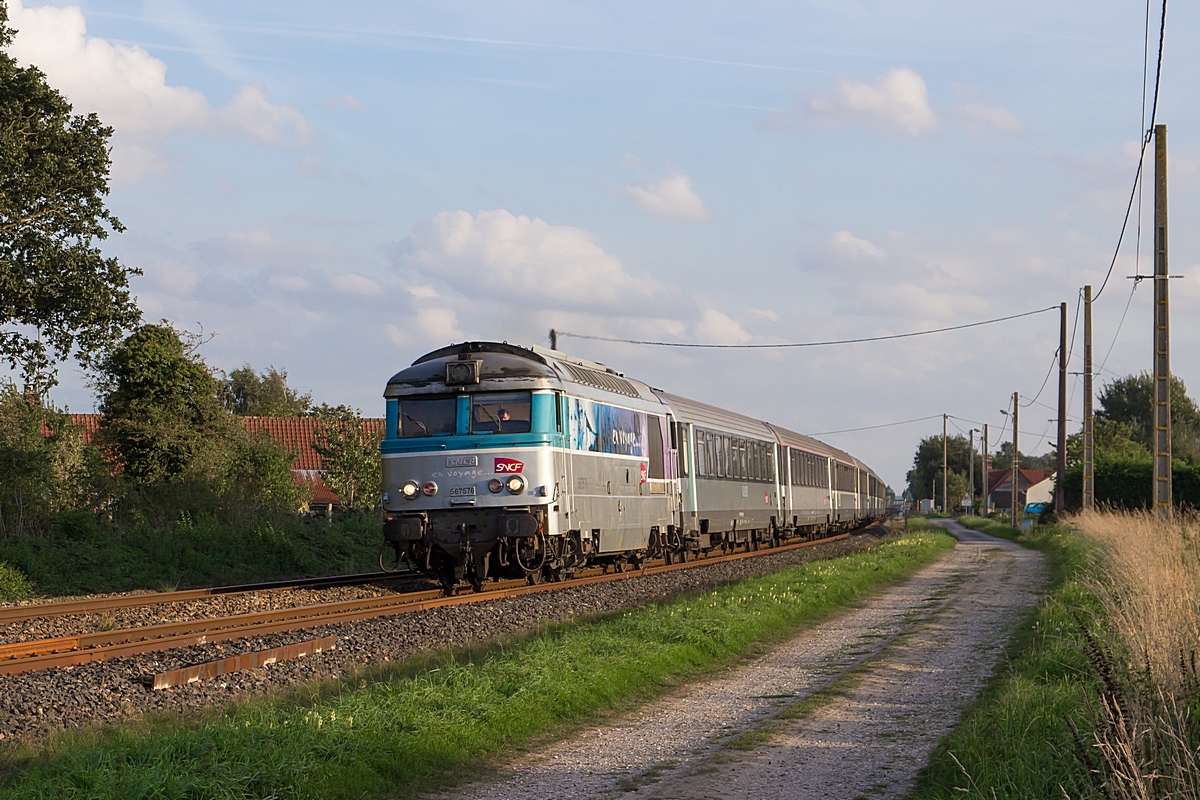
[1056,302,1067,512]
[1011,392,1020,526]
[942,413,948,514]
[1083,285,1094,510]
[982,424,989,515]
[968,429,975,515]
[1153,124,1172,519]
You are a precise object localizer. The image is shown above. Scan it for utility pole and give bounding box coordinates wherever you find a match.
[1083,285,1094,510]
[982,424,989,516]
[968,429,976,515]
[1056,302,1067,512]
[1011,392,1019,526]
[1153,124,1172,519]
[942,413,948,514]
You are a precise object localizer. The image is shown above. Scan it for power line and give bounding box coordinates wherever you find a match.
[1019,349,1060,408]
[1095,0,1166,301]
[803,414,944,437]
[557,306,1058,349]
[1098,279,1142,376]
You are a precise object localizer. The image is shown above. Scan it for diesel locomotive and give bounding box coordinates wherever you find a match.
[380,341,885,592]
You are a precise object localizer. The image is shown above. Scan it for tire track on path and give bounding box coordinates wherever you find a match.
[439,520,1044,800]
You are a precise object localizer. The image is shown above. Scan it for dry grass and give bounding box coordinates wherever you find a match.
[1073,509,1200,799]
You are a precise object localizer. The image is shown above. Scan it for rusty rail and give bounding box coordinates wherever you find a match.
[0,532,853,676]
[0,570,415,625]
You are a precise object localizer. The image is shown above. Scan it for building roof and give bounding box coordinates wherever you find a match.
[987,468,1049,495]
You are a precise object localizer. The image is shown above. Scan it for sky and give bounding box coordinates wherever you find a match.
[5,0,1200,493]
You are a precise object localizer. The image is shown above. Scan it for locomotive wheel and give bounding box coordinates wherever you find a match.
[525,568,544,586]
[664,550,674,566]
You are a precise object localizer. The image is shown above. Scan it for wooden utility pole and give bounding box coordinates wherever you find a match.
[1153,124,1172,519]
[968,429,975,515]
[1083,285,1094,510]
[1056,302,1067,512]
[1011,392,1019,526]
[942,413,948,514]
[982,424,989,515]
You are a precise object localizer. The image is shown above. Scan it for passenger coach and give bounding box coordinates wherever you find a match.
[380,341,884,592]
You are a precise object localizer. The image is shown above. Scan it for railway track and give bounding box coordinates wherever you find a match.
[0,531,857,678]
[0,569,417,625]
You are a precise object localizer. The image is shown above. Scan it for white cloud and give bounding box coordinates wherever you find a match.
[329,274,384,296]
[407,285,439,299]
[323,94,370,112]
[268,275,311,292]
[392,209,673,313]
[621,175,713,223]
[831,230,886,262]
[953,103,1026,135]
[807,67,937,137]
[7,0,310,178]
[693,308,752,344]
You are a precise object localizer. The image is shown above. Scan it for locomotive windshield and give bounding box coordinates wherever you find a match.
[397,397,456,438]
[471,392,532,434]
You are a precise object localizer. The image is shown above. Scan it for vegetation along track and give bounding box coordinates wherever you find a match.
[0,531,854,677]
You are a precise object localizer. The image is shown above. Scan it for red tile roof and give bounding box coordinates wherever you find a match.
[56,413,386,507]
[987,468,1049,494]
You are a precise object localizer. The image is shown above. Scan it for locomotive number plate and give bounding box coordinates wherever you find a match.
[446,455,478,467]
[449,486,476,497]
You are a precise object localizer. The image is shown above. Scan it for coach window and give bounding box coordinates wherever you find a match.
[397,397,457,438]
[470,392,532,434]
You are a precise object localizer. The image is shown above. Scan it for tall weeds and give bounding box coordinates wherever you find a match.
[1075,510,1200,799]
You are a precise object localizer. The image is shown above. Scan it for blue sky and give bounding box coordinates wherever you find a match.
[6,0,1200,491]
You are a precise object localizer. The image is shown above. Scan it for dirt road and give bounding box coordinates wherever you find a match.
[441,520,1045,800]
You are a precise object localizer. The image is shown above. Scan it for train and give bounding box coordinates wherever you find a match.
[379,341,886,592]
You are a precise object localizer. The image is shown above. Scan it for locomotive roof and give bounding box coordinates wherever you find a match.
[385,341,665,406]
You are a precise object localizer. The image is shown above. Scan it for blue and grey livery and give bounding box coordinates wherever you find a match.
[380,341,884,592]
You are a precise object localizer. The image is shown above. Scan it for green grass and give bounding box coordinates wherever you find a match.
[1,529,954,800]
[0,511,382,597]
[911,516,1102,799]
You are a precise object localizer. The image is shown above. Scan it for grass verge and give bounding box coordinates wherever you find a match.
[911,516,1102,799]
[1,529,953,800]
[0,511,382,597]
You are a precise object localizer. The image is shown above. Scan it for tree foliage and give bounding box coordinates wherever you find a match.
[97,323,232,483]
[906,434,983,502]
[223,364,312,417]
[312,404,381,510]
[1096,372,1200,461]
[0,381,108,536]
[0,5,140,391]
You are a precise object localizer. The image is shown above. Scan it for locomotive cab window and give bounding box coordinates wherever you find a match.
[470,392,532,434]
[397,397,457,438]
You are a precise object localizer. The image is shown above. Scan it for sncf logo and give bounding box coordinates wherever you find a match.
[494,458,524,473]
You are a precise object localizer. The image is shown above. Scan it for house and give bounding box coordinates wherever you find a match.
[1023,474,1056,512]
[987,468,1049,514]
[56,414,385,509]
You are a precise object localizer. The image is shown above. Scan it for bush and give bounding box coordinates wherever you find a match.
[1061,456,1200,511]
[0,561,34,601]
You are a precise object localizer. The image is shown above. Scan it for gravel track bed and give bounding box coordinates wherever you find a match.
[0,531,885,745]
[0,575,436,645]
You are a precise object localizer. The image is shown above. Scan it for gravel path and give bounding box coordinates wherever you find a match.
[439,519,1045,800]
[0,530,885,744]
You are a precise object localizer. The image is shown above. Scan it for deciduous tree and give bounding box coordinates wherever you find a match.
[312,404,381,510]
[0,5,140,392]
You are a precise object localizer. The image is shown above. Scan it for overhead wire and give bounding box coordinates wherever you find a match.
[803,414,944,437]
[1095,0,1166,301]
[556,306,1058,349]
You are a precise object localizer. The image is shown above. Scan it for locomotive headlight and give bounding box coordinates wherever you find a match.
[422,481,438,496]
[488,478,504,493]
[505,475,526,495]
[401,481,420,499]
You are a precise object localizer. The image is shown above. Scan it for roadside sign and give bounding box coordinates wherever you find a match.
[960,494,972,508]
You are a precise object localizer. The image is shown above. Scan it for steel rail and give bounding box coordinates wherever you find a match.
[0,531,854,676]
[0,570,417,625]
